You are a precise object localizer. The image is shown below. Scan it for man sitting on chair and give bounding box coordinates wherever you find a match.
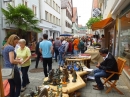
[93,48,118,90]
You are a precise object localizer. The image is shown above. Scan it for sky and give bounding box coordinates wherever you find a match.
[73,0,93,26]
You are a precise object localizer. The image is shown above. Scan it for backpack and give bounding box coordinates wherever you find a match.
[78,41,84,50]
[58,43,66,53]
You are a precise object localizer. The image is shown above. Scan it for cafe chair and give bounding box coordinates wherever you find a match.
[102,57,126,94]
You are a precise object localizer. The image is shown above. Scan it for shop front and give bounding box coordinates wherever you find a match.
[118,4,130,78]
[91,17,117,55]
[41,21,61,40]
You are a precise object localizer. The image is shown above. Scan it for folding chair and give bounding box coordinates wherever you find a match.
[102,57,126,94]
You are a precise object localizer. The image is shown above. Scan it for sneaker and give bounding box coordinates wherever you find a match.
[21,87,26,92]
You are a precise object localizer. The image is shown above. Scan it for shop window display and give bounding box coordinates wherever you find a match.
[119,12,130,74]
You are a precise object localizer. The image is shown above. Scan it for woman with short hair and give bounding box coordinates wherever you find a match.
[2,34,21,97]
[16,39,31,92]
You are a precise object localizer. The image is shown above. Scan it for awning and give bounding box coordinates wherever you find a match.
[91,17,114,31]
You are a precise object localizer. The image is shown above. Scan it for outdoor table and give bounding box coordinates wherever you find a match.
[43,74,86,94]
[65,55,91,68]
[85,49,103,63]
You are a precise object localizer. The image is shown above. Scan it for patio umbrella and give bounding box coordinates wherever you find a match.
[60,34,73,36]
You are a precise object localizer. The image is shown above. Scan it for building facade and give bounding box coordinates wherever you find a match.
[0,0,41,54]
[61,0,73,34]
[99,0,130,80]
[77,25,87,37]
[72,7,78,34]
[0,0,62,54]
[40,0,61,40]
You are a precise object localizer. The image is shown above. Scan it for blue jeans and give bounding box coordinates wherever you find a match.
[58,52,64,66]
[73,50,78,55]
[94,68,107,89]
[54,47,59,61]
[8,67,21,97]
[21,66,30,87]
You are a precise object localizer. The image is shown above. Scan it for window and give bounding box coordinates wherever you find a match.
[50,14,52,22]
[66,21,67,27]
[55,3,56,10]
[50,31,52,36]
[59,19,60,26]
[47,13,50,22]
[58,6,60,13]
[56,18,58,25]
[53,1,55,8]
[45,11,48,20]
[47,0,50,4]
[50,0,52,6]
[53,16,55,24]
[56,4,58,11]
[32,5,37,16]
[25,1,27,7]
[5,2,13,7]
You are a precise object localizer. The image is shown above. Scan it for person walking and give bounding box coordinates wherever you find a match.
[54,37,61,62]
[2,34,21,97]
[35,38,43,68]
[73,35,79,55]
[39,34,53,77]
[16,39,31,92]
[58,38,69,67]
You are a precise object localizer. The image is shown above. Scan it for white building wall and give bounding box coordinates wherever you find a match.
[61,9,66,34]
[61,8,72,33]
[72,23,78,34]
[40,0,61,39]
[103,0,118,19]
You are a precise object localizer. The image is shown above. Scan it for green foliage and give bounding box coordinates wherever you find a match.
[86,16,102,29]
[2,4,42,33]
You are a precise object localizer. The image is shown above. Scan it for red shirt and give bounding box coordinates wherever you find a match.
[68,42,72,52]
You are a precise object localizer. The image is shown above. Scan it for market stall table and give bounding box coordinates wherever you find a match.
[65,55,91,68]
[43,71,87,94]
[85,49,103,63]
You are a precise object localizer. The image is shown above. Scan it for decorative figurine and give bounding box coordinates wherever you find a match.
[72,69,77,82]
[62,74,67,87]
[62,67,69,82]
[79,63,83,71]
[52,76,57,85]
[39,87,48,97]
[47,69,54,82]
[48,89,56,97]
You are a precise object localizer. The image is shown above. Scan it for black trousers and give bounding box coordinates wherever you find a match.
[8,67,21,97]
[35,53,41,68]
[43,57,52,77]
[21,66,30,87]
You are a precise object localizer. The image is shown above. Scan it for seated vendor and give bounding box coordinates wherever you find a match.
[93,48,118,90]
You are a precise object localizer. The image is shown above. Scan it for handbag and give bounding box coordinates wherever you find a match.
[1,67,14,80]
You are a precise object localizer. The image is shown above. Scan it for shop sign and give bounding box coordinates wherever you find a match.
[52,25,57,28]
[93,8,101,17]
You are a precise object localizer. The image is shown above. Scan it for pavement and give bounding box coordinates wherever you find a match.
[1,56,130,97]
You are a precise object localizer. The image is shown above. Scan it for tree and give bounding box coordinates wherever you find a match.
[86,16,102,29]
[2,4,42,37]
